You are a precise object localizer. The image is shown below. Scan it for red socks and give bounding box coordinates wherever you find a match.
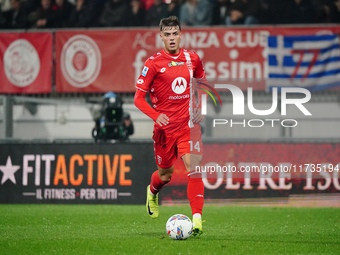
[149,170,204,216]
[149,170,168,195]
[187,171,204,215]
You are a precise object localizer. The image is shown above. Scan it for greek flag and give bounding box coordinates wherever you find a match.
[266,34,340,91]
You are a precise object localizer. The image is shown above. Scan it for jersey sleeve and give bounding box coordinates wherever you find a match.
[135,58,157,92]
[134,57,160,121]
[193,52,205,80]
[134,89,159,121]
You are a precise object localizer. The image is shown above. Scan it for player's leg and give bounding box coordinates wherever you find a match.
[146,165,174,218]
[182,153,204,236]
[146,128,177,218]
[177,124,204,235]
[149,165,174,194]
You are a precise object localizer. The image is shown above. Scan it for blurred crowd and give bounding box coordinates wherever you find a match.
[0,0,339,29]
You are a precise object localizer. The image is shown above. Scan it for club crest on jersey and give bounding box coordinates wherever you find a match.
[141,66,149,77]
[172,77,187,94]
[168,61,184,67]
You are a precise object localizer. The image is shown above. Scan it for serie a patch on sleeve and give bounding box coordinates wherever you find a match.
[141,66,149,77]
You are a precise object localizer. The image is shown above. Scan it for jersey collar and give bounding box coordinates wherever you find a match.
[162,49,183,60]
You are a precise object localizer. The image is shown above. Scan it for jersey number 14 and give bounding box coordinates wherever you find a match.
[189,141,201,152]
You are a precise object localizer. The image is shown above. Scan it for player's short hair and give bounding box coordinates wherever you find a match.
[159,16,181,32]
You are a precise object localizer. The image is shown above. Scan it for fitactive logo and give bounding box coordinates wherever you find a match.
[198,83,311,128]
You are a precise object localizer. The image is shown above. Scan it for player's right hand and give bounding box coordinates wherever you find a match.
[156,113,169,126]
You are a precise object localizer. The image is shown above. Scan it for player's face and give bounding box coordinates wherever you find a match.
[160,26,182,54]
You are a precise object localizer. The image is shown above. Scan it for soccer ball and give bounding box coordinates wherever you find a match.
[166,214,193,240]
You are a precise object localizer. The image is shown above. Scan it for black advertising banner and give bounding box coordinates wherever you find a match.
[0,143,156,204]
[1,142,339,204]
[163,143,340,201]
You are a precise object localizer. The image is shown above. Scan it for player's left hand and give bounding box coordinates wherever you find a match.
[193,108,204,123]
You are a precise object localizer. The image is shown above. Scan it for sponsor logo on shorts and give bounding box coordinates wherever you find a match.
[3,39,40,87]
[172,77,187,94]
[61,35,101,88]
[157,155,162,165]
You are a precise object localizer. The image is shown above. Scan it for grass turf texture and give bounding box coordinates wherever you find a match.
[0,205,339,254]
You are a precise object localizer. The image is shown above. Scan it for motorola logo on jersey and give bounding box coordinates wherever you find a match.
[171,77,187,94]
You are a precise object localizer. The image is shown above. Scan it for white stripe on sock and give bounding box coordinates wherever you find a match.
[193,213,201,219]
[149,188,157,196]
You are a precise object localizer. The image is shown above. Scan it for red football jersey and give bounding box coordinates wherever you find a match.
[136,49,205,130]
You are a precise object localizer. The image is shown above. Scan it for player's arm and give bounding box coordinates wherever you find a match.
[193,54,207,123]
[193,80,205,124]
[134,89,169,126]
[135,60,169,126]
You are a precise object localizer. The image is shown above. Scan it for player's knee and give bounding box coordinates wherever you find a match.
[183,156,202,172]
[184,159,195,172]
[160,173,172,183]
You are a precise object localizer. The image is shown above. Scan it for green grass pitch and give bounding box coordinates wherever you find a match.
[0,204,339,254]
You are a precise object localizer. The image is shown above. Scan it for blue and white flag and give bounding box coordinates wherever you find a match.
[266,34,340,91]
